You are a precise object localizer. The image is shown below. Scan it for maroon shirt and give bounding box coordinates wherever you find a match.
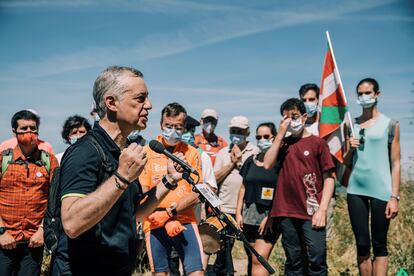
[270,135,335,220]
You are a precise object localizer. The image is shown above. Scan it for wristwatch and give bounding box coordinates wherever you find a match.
[390,195,400,201]
[0,226,6,235]
[166,206,178,217]
[162,175,178,190]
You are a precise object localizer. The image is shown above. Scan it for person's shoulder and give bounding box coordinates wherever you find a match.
[61,136,101,167]
[217,145,230,156]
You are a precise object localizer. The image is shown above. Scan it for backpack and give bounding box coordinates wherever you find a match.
[44,133,113,255]
[1,148,51,174]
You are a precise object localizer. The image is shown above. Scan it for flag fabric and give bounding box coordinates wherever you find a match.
[319,42,349,163]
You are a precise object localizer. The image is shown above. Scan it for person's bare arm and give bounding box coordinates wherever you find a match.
[386,123,401,219]
[235,183,245,228]
[61,143,147,239]
[264,116,291,170]
[312,171,335,229]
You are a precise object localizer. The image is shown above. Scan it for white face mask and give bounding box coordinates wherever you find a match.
[257,139,272,151]
[162,127,182,146]
[357,94,376,108]
[287,117,304,136]
[202,122,216,134]
[304,102,318,117]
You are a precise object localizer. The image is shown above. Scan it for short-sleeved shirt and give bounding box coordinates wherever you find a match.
[194,134,227,166]
[57,123,142,274]
[0,146,58,241]
[0,137,54,154]
[139,135,203,233]
[214,143,259,214]
[270,135,335,220]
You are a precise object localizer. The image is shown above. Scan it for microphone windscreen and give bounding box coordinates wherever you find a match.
[149,140,165,153]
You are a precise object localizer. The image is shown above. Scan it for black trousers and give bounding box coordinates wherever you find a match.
[0,242,44,276]
[279,217,327,276]
[347,194,390,257]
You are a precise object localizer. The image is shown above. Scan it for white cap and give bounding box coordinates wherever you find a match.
[201,108,218,120]
[229,116,249,129]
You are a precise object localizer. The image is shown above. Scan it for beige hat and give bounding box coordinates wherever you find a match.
[229,116,249,129]
[201,108,218,120]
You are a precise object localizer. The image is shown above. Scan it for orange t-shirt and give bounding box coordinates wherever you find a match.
[194,134,227,166]
[139,136,203,233]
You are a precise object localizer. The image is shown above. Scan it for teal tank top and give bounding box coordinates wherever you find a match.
[347,114,392,201]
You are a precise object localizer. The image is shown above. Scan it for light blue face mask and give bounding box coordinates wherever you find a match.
[304,102,318,117]
[230,134,246,145]
[69,135,82,145]
[357,94,376,108]
[257,139,272,151]
[181,132,195,145]
[162,127,182,145]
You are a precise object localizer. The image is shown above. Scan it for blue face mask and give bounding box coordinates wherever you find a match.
[304,102,318,117]
[162,127,182,146]
[69,135,82,145]
[181,132,195,145]
[230,134,246,145]
[257,139,272,151]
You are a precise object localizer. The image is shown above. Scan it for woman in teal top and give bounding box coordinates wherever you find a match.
[344,78,401,276]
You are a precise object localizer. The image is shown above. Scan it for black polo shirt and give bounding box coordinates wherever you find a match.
[56,123,142,275]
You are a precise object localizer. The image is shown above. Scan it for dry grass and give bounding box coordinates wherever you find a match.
[42,182,414,275]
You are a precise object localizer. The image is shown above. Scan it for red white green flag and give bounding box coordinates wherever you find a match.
[319,32,351,163]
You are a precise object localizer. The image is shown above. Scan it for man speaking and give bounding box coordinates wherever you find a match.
[52,66,178,275]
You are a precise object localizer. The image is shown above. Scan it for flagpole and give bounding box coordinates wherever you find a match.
[325,31,355,137]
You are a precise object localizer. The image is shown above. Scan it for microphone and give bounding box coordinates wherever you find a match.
[149,140,199,176]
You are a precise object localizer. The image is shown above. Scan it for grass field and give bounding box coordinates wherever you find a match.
[42,181,414,275]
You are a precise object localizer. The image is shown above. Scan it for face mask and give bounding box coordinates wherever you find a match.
[162,127,182,146]
[94,114,100,122]
[16,132,38,146]
[69,135,82,145]
[287,118,304,136]
[229,134,246,145]
[357,94,376,108]
[304,102,318,117]
[257,139,272,151]
[202,122,215,134]
[181,132,195,145]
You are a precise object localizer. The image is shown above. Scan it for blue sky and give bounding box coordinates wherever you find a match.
[0,0,413,173]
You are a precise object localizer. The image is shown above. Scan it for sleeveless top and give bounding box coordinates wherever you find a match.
[347,114,392,201]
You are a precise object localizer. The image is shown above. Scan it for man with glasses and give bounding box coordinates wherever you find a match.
[139,103,204,276]
[264,98,335,275]
[195,109,228,166]
[213,116,259,275]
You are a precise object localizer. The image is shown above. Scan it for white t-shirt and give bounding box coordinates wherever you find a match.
[200,150,217,189]
[305,122,319,136]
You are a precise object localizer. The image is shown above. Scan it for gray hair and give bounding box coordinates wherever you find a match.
[93,66,144,118]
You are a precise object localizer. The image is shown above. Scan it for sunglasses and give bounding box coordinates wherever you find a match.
[359,128,365,151]
[255,134,273,140]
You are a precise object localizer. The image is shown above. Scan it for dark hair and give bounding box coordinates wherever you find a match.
[11,110,40,130]
[356,78,379,93]
[299,83,320,99]
[280,98,306,115]
[256,122,277,136]
[161,102,187,123]
[61,115,92,144]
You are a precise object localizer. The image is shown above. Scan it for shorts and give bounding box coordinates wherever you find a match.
[145,223,203,274]
[243,220,281,244]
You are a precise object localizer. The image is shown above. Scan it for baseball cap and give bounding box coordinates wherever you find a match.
[201,108,218,120]
[229,116,249,129]
[185,115,201,128]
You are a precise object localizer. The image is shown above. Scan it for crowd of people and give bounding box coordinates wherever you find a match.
[0,66,401,276]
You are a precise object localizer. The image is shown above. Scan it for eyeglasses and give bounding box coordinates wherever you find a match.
[255,134,273,140]
[359,128,365,151]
